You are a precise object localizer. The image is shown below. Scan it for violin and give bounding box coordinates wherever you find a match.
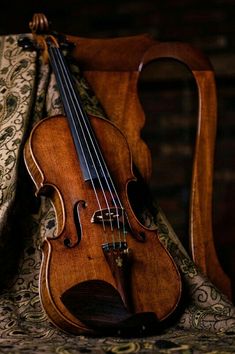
[22,13,181,336]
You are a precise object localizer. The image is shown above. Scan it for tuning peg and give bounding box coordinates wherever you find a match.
[18,36,36,51]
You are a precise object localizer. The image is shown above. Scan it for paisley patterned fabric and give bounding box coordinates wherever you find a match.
[0,34,235,353]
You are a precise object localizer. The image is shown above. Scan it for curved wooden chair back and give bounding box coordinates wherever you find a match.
[68,34,232,299]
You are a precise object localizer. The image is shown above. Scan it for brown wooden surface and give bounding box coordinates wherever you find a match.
[67,34,232,299]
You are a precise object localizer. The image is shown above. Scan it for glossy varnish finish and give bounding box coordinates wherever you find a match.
[24,114,181,335]
[25,14,183,335]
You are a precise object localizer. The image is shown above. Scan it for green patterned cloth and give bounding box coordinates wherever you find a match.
[0,34,235,353]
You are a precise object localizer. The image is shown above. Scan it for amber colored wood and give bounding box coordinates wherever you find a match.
[24,115,181,335]
[66,34,232,299]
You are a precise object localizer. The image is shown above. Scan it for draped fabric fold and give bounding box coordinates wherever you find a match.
[0,34,235,353]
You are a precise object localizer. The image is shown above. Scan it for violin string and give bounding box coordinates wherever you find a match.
[55,51,127,246]
[53,49,123,248]
[55,46,127,247]
[48,43,127,246]
[55,46,128,246]
[48,45,108,240]
[52,47,116,238]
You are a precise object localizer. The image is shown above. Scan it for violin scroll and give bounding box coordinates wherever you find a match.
[18,14,59,64]
[29,13,50,34]
[18,14,74,64]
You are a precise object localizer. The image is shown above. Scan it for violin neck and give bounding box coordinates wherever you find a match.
[47,40,108,183]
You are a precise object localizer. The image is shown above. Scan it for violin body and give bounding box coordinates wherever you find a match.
[22,13,182,336]
[24,114,181,335]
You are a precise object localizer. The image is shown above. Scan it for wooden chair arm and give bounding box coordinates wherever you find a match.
[142,41,232,298]
[68,34,231,298]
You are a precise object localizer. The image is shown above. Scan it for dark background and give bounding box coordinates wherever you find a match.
[1,1,235,297]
